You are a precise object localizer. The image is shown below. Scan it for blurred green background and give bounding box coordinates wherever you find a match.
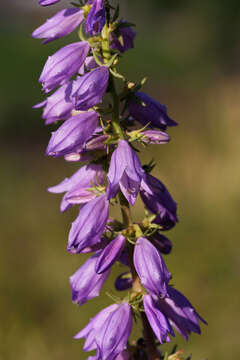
[1,0,240,359]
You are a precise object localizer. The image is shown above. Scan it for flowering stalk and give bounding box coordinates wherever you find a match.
[33,0,206,359]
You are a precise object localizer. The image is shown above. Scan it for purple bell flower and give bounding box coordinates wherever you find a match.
[115,272,133,291]
[70,252,110,306]
[72,66,109,111]
[46,111,99,157]
[141,130,170,144]
[39,0,60,5]
[48,164,105,212]
[95,234,126,274]
[150,232,172,255]
[33,82,73,125]
[68,194,109,254]
[85,0,106,36]
[75,302,132,359]
[128,92,177,130]
[133,237,171,298]
[39,41,90,93]
[95,302,132,360]
[145,286,207,341]
[107,140,145,205]
[74,303,119,351]
[144,294,174,344]
[32,8,84,44]
[140,173,178,230]
[110,21,136,53]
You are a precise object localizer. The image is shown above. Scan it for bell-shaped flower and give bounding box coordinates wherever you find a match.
[33,82,73,125]
[141,130,170,144]
[74,303,119,352]
[107,140,144,205]
[145,286,207,341]
[48,164,105,212]
[115,272,132,291]
[68,194,109,254]
[32,8,84,44]
[110,21,136,53]
[72,66,109,111]
[128,92,177,130]
[70,252,110,306]
[143,294,174,344]
[39,0,60,5]
[95,302,132,360]
[46,110,99,157]
[39,41,89,92]
[150,232,172,255]
[133,237,171,298]
[140,173,178,230]
[85,0,106,36]
[95,234,126,274]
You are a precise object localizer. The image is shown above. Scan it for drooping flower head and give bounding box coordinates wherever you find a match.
[32,8,84,44]
[68,194,109,254]
[33,81,74,125]
[39,41,90,92]
[70,252,110,306]
[75,302,132,360]
[129,92,177,130]
[133,237,171,298]
[72,66,109,111]
[46,110,99,157]
[85,0,106,36]
[110,21,136,53]
[48,164,105,212]
[140,173,178,230]
[144,286,207,343]
[107,140,145,205]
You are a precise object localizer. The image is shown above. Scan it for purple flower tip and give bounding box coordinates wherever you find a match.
[32,8,84,44]
[129,92,177,130]
[39,0,60,6]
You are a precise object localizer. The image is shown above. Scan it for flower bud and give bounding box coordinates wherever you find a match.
[115,272,133,291]
[46,111,99,157]
[39,41,90,93]
[129,92,177,130]
[32,8,84,44]
[150,232,172,255]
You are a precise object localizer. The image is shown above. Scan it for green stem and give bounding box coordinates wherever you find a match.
[109,75,124,138]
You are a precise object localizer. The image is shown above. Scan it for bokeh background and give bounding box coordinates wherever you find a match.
[1,0,240,359]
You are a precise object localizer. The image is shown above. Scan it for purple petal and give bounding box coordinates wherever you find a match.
[68,194,109,254]
[32,8,84,44]
[107,140,144,204]
[144,294,174,344]
[85,0,106,36]
[95,302,132,360]
[129,92,177,130]
[46,111,98,157]
[39,41,90,92]
[72,66,109,111]
[133,237,171,298]
[95,235,126,274]
[70,253,110,306]
[74,303,119,351]
[39,0,60,5]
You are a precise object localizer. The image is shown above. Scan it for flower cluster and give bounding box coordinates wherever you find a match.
[33,1,206,359]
